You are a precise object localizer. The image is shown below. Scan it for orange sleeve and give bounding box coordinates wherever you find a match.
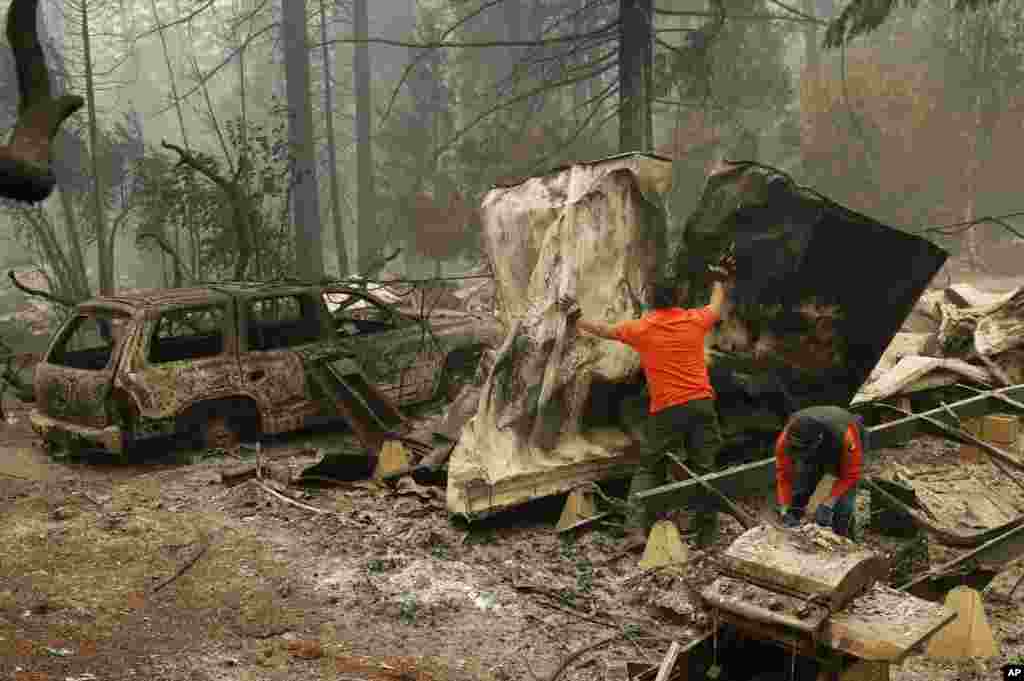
[775,430,793,506]
[829,424,863,500]
[695,305,720,329]
[612,318,647,348]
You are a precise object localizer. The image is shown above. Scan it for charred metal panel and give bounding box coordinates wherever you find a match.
[676,161,948,415]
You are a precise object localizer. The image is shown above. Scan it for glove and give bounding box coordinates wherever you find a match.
[781,508,802,528]
[707,245,737,281]
[814,502,835,529]
[557,295,582,323]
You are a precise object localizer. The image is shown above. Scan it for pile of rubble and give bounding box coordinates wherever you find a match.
[855,283,1024,404]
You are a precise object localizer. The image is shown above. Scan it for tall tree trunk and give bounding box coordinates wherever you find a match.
[149,0,189,288]
[618,0,653,152]
[354,0,375,274]
[283,0,324,280]
[80,1,113,294]
[57,186,88,298]
[802,0,819,71]
[319,0,348,277]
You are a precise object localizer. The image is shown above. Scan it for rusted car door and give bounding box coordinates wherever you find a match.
[321,287,444,405]
[127,302,242,420]
[236,293,320,429]
[34,308,134,428]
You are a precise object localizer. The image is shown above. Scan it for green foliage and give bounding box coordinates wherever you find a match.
[463,527,496,545]
[366,557,401,573]
[824,0,1001,47]
[133,102,295,282]
[397,593,419,623]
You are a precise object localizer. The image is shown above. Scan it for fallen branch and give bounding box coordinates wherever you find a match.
[255,479,331,515]
[0,470,30,479]
[7,269,76,307]
[151,538,208,593]
[654,641,682,681]
[547,634,623,681]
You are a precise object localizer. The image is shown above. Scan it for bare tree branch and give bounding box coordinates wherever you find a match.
[431,59,619,163]
[312,19,621,50]
[149,22,276,117]
[136,233,193,286]
[379,0,509,129]
[134,0,216,40]
[7,269,76,307]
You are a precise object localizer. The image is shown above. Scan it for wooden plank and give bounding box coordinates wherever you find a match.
[824,584,956,663]
[654,641,682,681]
[702,576,828,635]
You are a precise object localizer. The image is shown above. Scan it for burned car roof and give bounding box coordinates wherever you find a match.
[78,282,384,312]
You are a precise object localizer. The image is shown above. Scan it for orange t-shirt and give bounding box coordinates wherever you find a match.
[612,306,719,414]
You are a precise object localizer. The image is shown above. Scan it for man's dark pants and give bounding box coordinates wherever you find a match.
[791,463,859,538]
[627,398,723,547]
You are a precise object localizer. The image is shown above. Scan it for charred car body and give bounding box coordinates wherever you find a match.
[30,282,500,454]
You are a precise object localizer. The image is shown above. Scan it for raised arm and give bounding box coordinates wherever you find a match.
[557,296,622,342]
[707,249,736,317]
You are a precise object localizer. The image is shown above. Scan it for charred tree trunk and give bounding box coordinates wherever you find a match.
[80,1,113,294]
[618,0,653,152]
[354,0,376,274]
[283,0,324,280]
[319,0,348,277]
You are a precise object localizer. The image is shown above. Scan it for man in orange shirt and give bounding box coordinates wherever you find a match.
[559,256,735,547]
[775,406,866,538]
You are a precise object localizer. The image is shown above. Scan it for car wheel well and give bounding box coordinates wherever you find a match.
[178,396,262,441]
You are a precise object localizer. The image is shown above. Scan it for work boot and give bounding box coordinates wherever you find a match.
[693,511,721,550]
[674,508,697,534]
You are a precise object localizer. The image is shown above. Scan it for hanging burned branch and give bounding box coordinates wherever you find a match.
[160,140,255,280]
[0,0,85,203]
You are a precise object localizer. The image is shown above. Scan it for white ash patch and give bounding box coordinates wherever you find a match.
[383,558,504,612]
[314,557,361,593]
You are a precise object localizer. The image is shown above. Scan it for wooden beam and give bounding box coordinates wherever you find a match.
[634,457,775,514]
[868,385,1024,449]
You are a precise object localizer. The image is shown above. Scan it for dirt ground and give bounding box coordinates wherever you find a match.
[1,395,1022,681]
[2,273,1023,681]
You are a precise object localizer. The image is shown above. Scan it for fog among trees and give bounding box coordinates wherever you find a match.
[2,0,1023,304]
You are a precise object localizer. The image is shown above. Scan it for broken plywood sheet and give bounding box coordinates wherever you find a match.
[867,333,934,382]
[974,287,1024,357]
[945,284,1019,312]
[853,356,991,405]
[702,575,830,635]
[718,524,886,611]
[825,583,955,663]
[448,423,641,515]
[893,462,1024,532]
[984,558,1024,602]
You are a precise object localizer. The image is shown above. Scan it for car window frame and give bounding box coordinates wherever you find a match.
[45,309,132,372]
[241,292,324,352]
[145,303,231,365]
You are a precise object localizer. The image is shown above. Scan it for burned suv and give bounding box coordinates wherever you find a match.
[30,282,499,454]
